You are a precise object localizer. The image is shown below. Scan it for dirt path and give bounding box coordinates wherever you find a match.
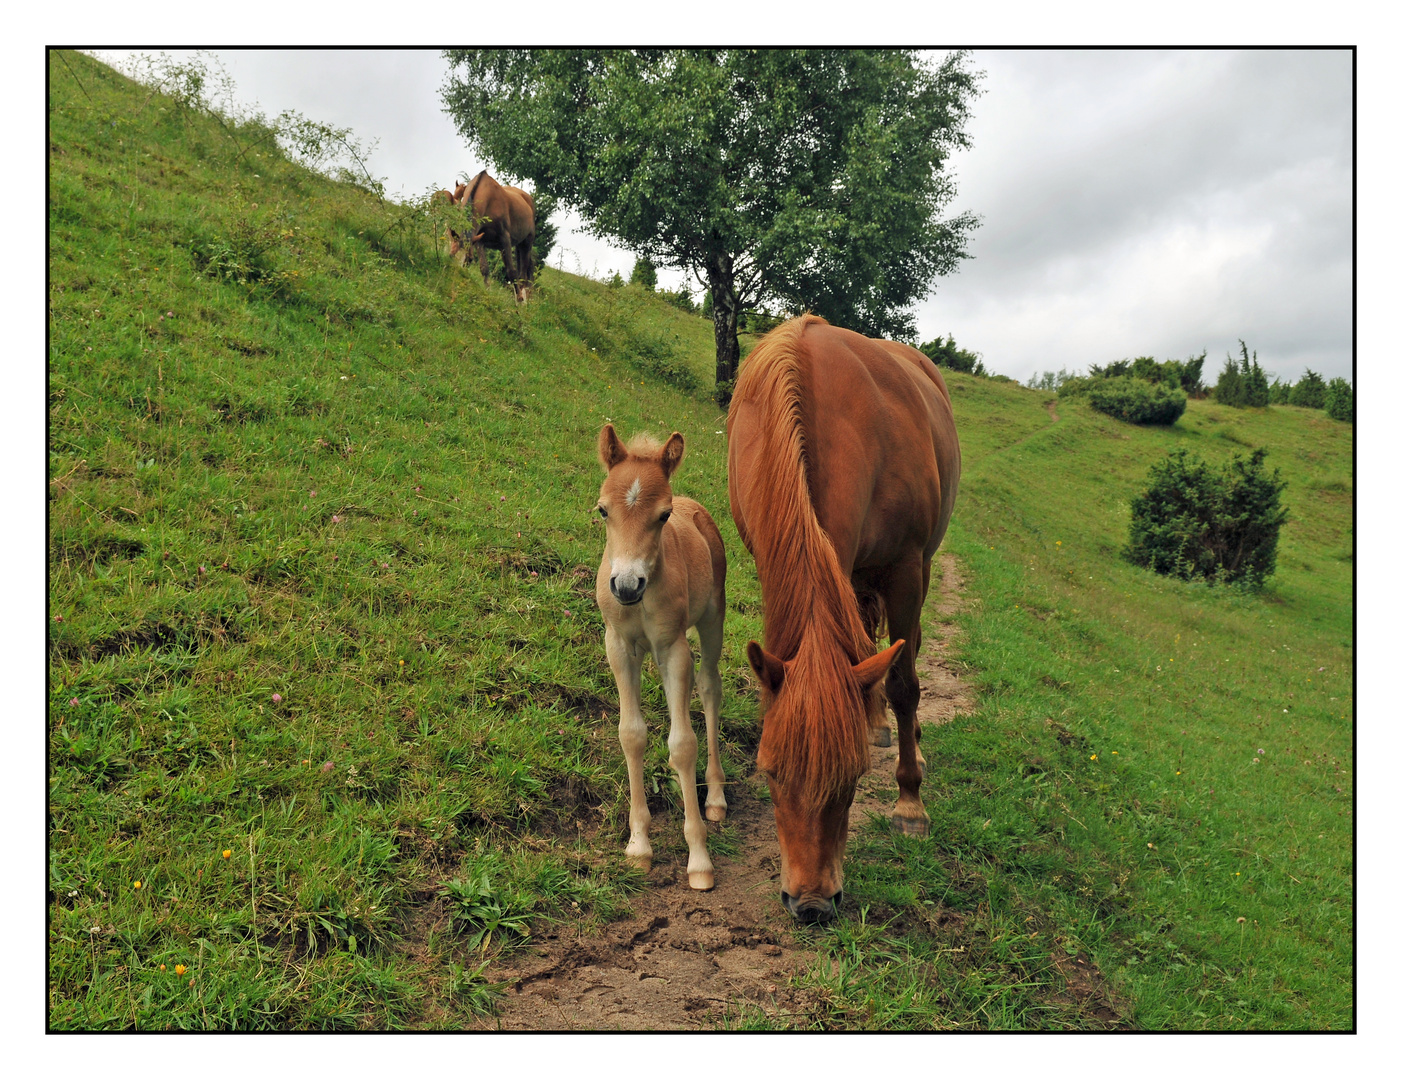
[472,554,974,1030]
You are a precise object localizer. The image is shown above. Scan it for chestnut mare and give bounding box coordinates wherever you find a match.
[448,170,536,301]
[594,425,728,890]
[727,314,960,923]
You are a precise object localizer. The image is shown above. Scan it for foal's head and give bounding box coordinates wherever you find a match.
[595,424,684,606]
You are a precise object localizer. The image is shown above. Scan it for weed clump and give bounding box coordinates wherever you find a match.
[1126,447,1289,587]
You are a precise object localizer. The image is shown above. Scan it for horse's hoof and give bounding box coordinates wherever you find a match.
[705,804,727,822]
[688,869,715,891]
[871,726,892,748]
[626,853,653,873]
[890,815,929,837]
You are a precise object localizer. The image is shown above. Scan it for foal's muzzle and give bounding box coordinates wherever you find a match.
[782,890,842,924]
[610,574,646,605]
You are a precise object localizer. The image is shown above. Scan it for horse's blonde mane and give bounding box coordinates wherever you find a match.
[729,314,879,800]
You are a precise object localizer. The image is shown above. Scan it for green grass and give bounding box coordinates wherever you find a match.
[48,51,1352,1030]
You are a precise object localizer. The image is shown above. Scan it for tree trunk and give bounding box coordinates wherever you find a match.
[706,253,740,408]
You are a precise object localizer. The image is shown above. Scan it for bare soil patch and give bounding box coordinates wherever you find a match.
[470,553,1117,1030]
[472,554,974,1030]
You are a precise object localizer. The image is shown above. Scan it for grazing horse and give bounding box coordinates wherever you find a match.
[594,425,728,890]
[449,170,536,300]
[726,314,960,923]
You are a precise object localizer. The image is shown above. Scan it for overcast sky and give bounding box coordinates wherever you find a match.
[94,48,1353,385]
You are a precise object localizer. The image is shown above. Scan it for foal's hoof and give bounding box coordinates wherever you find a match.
[705,804,728,822]
[626,853,653,874]
[890,814,930,837]
[871,726,893,748]
[688,869,715,891]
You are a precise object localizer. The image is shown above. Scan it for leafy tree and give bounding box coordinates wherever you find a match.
[1289,368,1327,408]
[440,49,983,404]
[1269,377,1293,404]
[919,334,985,375]
[1127,448,1289,588]
[629,256,657,291]
[1324,376,1354,422]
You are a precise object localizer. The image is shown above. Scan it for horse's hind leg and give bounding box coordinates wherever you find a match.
[605,624,653,871]
[658,635,715,890]
[883,558,930,836]
[695,602,727,822]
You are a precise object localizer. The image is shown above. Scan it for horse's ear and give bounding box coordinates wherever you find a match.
[853,640,905,690]
[660,432,685,478]
[747,641,786,696]
[598,424,628,471]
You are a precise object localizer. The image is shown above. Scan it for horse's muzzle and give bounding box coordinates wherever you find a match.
[782,890,842,924]
[610,575,646,605]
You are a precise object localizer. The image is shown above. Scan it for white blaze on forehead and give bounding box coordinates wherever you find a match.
[625,477,642,508]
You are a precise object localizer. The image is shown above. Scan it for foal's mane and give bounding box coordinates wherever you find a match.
[730,314,878,798]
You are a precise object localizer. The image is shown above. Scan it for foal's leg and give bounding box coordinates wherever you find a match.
[695,603,727,822]
[883,559,930,836]
[605,624,653,870]
[657,635,715,890]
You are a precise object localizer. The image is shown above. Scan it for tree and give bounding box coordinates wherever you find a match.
[1324,376,1353,422]
[441,49,983,404]
[629,256,657,291]
[1214,340,1268,407]
[1289,368,1326,408]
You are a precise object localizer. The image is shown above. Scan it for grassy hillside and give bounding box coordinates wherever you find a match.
[47,51,1352,1031]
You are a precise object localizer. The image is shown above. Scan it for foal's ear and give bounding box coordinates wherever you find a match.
[597,424,628,471]
[747,641,786,696]
[660,432,685,478]
[853,640,905,690]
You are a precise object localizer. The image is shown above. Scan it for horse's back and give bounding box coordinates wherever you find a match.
[731,318,959,573]
[673,496,726,596]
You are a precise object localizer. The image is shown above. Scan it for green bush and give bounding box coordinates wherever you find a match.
[1269,378,1293,404]
[1126,448,1289,587]
[1325,377,1353,422]
[1084,376,1187,425]
[1289,368,1326,408]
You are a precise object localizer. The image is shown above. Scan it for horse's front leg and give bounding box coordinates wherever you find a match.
[605,624,653,870]
[884,562,930,836]
[658,635,714,890]
[476,239,490,287]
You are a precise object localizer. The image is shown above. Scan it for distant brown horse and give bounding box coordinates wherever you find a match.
[727,314,960,923]
[448,170,536,300]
